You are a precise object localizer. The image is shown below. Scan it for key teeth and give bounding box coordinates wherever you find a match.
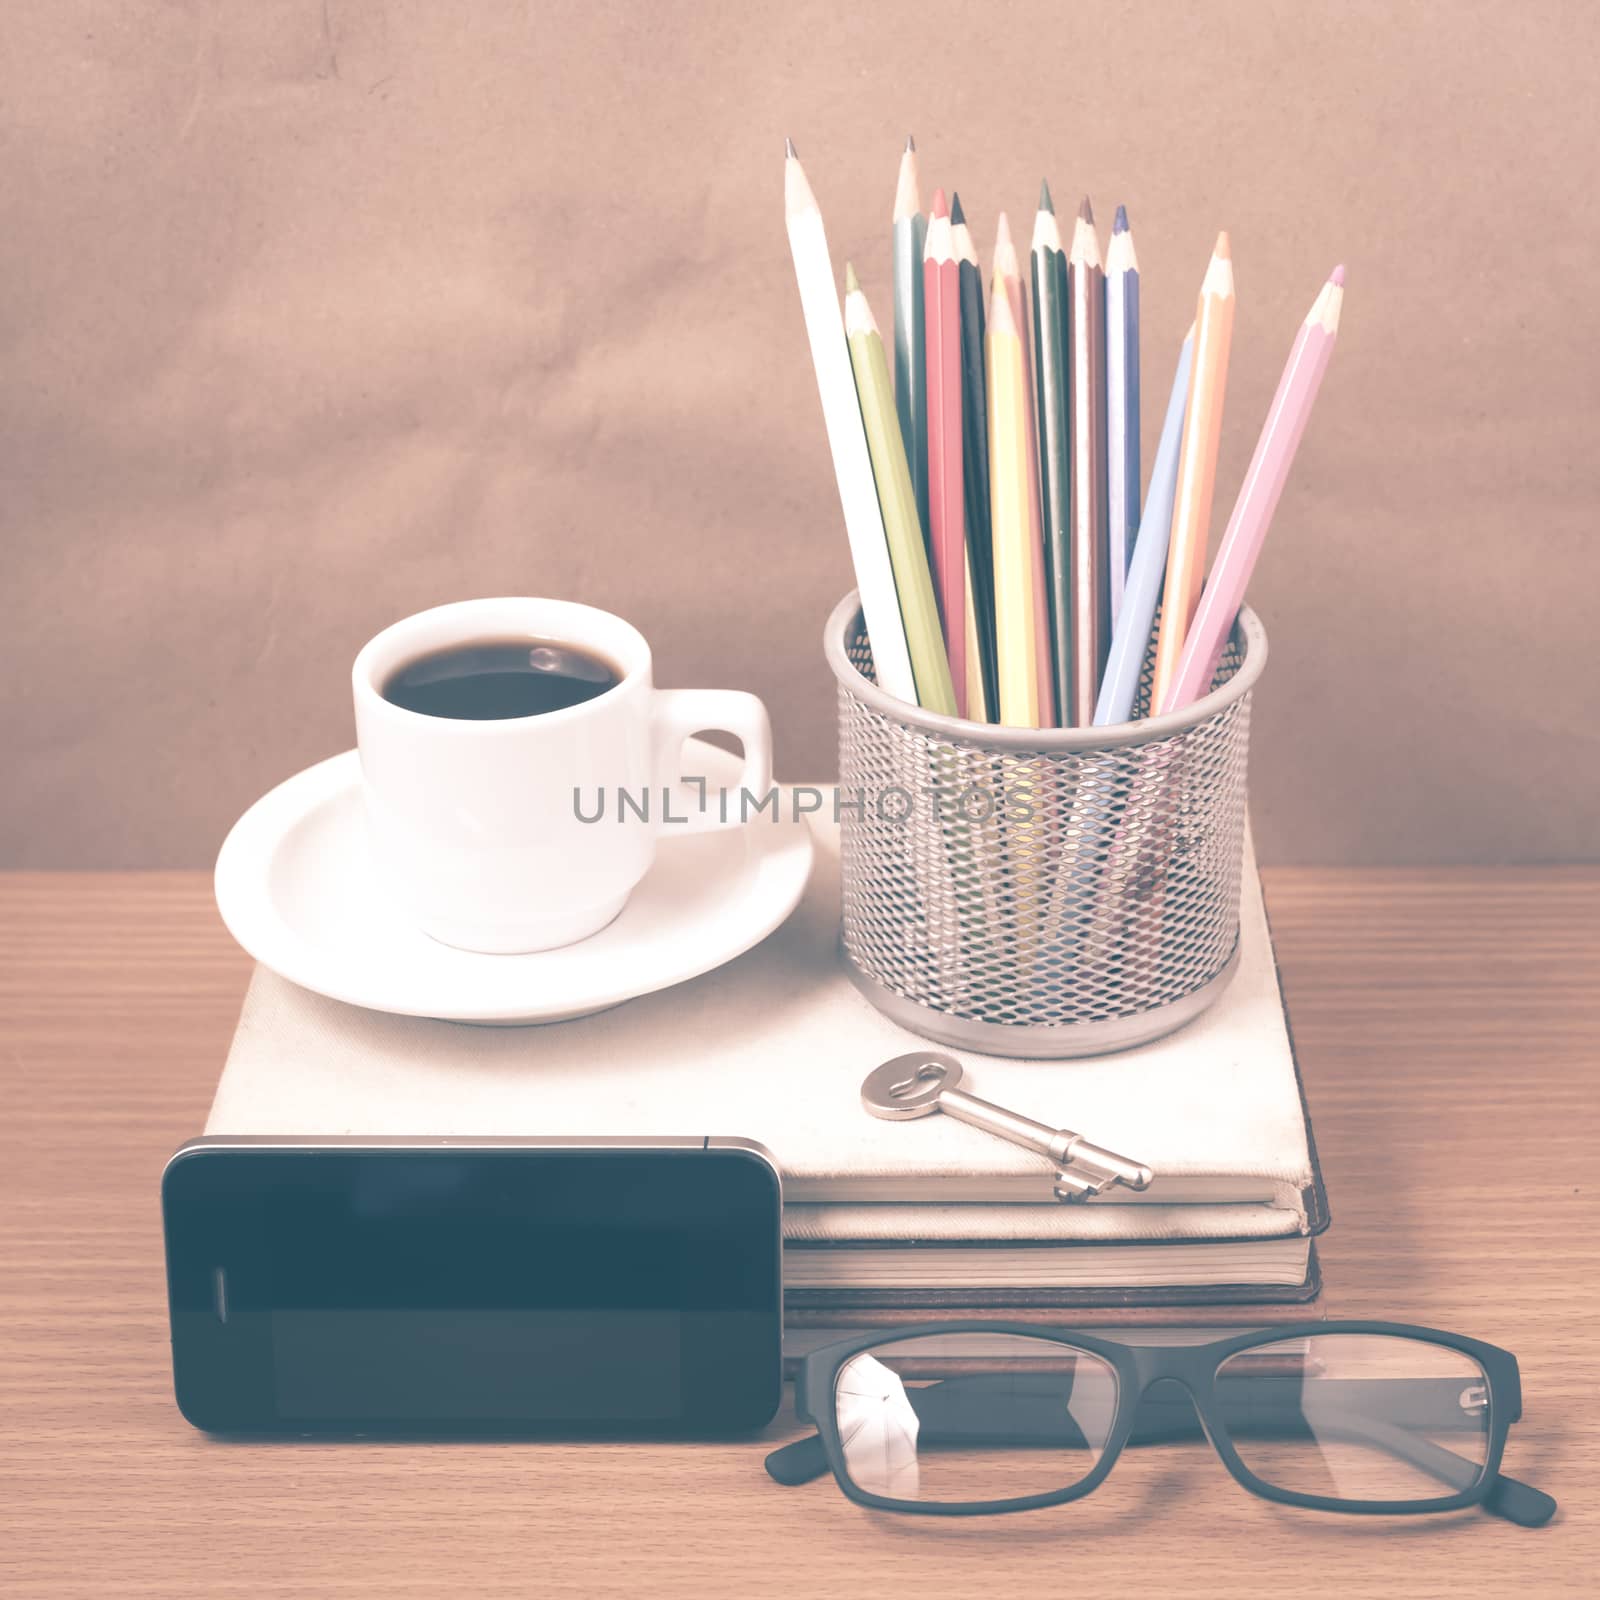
[1053,1168,1104,1201]
[1054,1148,1154,1202]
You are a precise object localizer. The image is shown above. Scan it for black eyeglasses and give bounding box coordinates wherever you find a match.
[767,1321,1555,1526]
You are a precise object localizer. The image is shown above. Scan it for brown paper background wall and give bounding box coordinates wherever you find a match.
[3,0,1597,866]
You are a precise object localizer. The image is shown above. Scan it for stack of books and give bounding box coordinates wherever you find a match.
[205,816,1326,1348]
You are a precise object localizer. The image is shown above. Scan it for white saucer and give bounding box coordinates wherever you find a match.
[214,740,814,1024]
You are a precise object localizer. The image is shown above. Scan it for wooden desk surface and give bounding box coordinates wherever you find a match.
[2,869,1596,1597]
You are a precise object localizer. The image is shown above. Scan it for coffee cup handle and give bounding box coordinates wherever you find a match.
[651,689,774,833]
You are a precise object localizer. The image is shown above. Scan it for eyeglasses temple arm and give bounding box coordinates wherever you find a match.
[764,1373,1171,1485]
[1305,1409,1554,1526]
[1483,1474,1557,1527]
[764,1431,831,1486]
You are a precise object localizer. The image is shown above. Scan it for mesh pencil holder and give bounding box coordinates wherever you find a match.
[824,592,1267,1058]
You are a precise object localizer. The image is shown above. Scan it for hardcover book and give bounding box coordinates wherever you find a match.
[205,817,1327,1294]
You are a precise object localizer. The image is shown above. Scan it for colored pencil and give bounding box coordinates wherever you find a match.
[892,136,929,555]
[1162,266,1344,712]
[1106,205,1140,624]
[952,194,1000,722]
[923,190,966,716]
[994,212,1055,727]
[1095,327,1195,725]
[1150,232,1235,708]
[987,277,1041,727]
[962,550,990,720]
[843,264,957,717]
[1030,181,1073,727]
[1067,198,1109,726]
[783,141,916,704]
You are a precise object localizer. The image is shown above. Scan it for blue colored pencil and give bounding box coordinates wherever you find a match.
[1106,206,1141,624]
[1094,328,1193,726]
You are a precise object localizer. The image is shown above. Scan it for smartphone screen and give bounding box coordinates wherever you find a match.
[163,1143,781,1433]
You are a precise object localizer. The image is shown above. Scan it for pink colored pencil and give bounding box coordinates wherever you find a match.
[993,212,1055,726]
[923,190,966,716]
[1161,266,1345,713]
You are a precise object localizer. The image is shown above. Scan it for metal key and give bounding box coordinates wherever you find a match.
[861,1051,1153,1202]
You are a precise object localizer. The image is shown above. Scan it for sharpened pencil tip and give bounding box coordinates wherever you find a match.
[1079,195,1094,224]
[950,192,966,226]
[993,211,1018,279]
[1039,179,1054,214]
[1214,231,1231,260]
[844,261,859,294]
[931,186,948,218]
[785,136,798,159]
[987,273,1016,334]
[906,133,915,153]
[1113,204,1129,234]
[1330,263,1346,286]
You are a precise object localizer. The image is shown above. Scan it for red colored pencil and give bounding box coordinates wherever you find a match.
[923,190,966,717]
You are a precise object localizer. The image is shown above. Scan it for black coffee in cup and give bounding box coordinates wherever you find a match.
[381,640,621,721]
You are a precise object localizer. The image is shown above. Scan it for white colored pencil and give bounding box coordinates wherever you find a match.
[784,141,916,703]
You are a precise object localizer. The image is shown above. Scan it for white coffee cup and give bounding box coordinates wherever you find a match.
[352,597,773,954]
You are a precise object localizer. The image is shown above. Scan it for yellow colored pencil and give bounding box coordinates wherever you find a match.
[986,277,1040,728]
[1151,232,1235,707]
[844,264,958,717]
[993,212,1055,727]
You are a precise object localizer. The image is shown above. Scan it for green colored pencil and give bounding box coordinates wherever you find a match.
[844,263,957,717]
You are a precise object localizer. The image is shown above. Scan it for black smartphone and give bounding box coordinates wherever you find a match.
[162,1137,782,1435]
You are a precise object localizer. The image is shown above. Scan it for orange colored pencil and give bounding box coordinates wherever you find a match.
[1150,232,1234,707]
[992,213,1055,727]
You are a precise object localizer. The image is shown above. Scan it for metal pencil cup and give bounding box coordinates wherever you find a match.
[824,593,1267,1058]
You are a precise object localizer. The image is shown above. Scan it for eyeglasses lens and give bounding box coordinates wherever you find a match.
[831,1333,1118,1505]
[1213,1333,1492,1505]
